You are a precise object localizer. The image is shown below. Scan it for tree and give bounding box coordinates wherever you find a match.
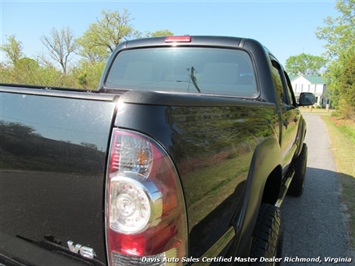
[326,47,355,118]
[0,57,38,84]
[16,57,39,70]
[76,38,108,64]
[12,57,40,84]
[315,0,355,60]
[0,35,24,65]
[77,9,138,61]
[41,27,78,74]
[285,53,327,76]
[315,0,355,118]
[339,49,355,106]
[72,60,106,90]
[145,29,174,38]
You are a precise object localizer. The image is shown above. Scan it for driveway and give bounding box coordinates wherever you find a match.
[281,113,353,265]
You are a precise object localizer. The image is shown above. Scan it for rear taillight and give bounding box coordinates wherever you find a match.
[106,129,187,265]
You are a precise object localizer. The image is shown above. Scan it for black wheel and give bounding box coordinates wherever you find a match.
[250,203,283,265]
[288,143,308,197]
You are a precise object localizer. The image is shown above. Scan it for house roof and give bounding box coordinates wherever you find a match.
[305,75,327,84]
[290,75,327,84]
[289,75,297,81]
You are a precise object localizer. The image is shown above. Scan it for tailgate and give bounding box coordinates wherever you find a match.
[0,88,117,265]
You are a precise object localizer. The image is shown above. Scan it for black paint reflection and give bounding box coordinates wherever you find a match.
[1,121,104,174]
[164,104,278,258]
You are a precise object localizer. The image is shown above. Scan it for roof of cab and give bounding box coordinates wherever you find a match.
[114,35,264,51]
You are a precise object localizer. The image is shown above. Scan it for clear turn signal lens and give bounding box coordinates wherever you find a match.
[110,131,153,176]
[109,175,162,234]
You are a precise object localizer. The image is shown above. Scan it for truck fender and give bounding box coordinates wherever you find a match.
[230,136,282,257]
[295,117,307,158]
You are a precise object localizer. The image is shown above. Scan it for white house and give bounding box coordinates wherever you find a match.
[290,75,329,107]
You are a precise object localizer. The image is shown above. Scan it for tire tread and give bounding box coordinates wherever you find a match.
[250,204,282,265]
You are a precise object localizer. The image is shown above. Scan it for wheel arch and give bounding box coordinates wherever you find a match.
[262,165,283,205]
[230,136,282,258]
[295,116,307,158]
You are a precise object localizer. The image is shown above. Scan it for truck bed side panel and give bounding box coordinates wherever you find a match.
[115,92,279,259]
[0,90,117,265]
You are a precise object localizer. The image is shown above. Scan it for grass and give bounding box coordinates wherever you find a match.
[321,113,355,252]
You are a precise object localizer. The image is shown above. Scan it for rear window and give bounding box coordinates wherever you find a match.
[105,47,257,97]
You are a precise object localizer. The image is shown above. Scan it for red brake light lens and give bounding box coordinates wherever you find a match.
[106,129,187,265]
[165,36,191,43]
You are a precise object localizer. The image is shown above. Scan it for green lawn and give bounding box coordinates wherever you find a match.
[321,114,355,252]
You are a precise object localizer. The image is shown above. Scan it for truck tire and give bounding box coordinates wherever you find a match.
[288,143,308,197]
[250,203,283,265]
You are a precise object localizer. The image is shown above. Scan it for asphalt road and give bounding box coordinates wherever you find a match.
[281,113,353,265]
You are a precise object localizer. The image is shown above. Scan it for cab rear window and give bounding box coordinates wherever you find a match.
[105,47,257,97]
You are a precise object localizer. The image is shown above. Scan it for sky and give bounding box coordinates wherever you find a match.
[1,0,339,66]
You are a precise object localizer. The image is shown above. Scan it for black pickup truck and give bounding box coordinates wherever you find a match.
[0,36,315,266]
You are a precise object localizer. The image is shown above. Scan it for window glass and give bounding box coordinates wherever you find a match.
[270,63,285,105]
[105,47,257,97]
[283,71,296,106]
[271,60,297,106]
